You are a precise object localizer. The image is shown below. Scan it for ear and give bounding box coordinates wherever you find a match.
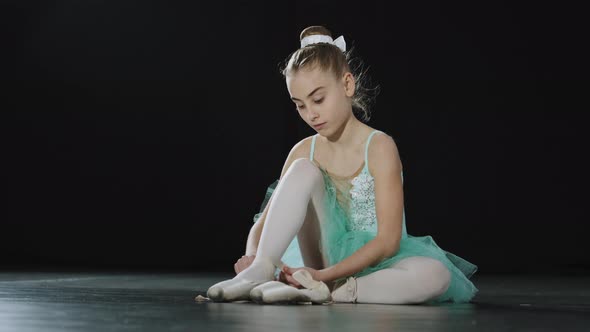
[342,71,355,97]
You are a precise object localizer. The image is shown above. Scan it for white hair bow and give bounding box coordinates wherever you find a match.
[300,34,346,52]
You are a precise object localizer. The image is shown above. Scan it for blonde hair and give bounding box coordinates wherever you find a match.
[279,25,381,122]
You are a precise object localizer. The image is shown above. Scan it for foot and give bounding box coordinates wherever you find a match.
[250,281,309,304]
[207,256,276,302]
[292,269,332,304]
[330,276,358,303]
[249,269,332,305]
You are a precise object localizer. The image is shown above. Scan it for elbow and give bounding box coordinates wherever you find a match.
[374,233,401,261]
[382,240,400,260]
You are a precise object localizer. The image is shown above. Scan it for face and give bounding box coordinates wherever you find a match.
[286,65,355,133]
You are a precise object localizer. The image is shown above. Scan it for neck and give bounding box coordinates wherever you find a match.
[323,115,367,152]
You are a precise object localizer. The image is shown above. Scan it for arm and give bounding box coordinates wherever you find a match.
[320,236,399,282]
[319,134,404,283]
[245,206,268,256]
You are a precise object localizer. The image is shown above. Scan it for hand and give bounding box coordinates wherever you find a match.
[276,269,296,286]
[280,264,323,289]
[234,255,256,275]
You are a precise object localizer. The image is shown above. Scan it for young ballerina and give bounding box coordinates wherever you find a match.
[207,25,478,305]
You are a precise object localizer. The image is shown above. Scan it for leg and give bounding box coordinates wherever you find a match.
[249,159,333,304]
[297,197,338,292]
[297,191,328,270]
[255,158,327,270]
[332,256,451,304]
[208,158,327,302]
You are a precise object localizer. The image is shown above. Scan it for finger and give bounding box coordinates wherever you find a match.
[280,272,289,283]
[238,261,249,272]
[282,266,293,275]
[286,274,301,288]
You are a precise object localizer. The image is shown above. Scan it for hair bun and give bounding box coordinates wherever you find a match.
[300,26,332,41]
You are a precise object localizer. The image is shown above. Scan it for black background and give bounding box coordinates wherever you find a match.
[2,0,588,274]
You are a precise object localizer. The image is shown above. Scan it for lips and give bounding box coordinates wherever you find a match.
[314,122,326,129]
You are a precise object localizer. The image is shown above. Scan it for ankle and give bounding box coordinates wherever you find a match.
[237,257,277,282]
[252,255,276,267]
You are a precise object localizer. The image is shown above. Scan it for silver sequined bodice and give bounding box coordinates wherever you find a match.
[348,169,407,236]
[349,168,378,232]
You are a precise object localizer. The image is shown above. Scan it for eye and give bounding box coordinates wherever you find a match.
[314,98,324,104]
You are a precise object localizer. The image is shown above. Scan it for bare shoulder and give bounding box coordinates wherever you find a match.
[290,135,316,160]
[278,135,317,180]
[367,132,403,176]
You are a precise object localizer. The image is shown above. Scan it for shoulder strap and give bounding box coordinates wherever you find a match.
[364,130,382,170]
[310,134,318,161]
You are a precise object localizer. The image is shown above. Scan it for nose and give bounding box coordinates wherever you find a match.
[308,109,319,122]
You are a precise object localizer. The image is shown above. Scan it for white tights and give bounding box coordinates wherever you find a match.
[352,255,451,304]
[246,158,450,304]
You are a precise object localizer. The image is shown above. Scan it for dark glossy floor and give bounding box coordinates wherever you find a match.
[0,271,589,331]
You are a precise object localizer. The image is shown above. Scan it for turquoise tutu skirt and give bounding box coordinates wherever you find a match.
[252,178,479,304]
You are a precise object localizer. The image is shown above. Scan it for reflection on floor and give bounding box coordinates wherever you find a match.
[0,271,589,331]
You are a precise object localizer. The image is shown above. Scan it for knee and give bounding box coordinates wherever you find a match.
[289,158,323,181]
[433,260,451,295]
[282,158,325,200]
[400,256,451,302]
[418,257,451,299]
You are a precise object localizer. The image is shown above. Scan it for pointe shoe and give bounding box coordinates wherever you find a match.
[292,269,332,304]
[250,281,306,304]
[207,257,276,302]
[330,276,358,303]
[207,278,263,302]
[249,280,285,303]
[249,270,332,305]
